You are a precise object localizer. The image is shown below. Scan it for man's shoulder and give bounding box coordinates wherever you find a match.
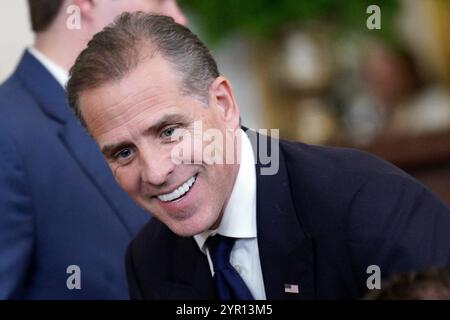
[0,69,62,143]
[277,138,449,232]
[277,138,429,224]
[0,73,27,104]
[0,71,40,118]
[279,138,412,186]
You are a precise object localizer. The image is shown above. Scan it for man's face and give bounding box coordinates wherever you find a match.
[79,55,241,237]
[92,0,187,33]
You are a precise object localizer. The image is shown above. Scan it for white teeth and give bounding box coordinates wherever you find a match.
[157,175,196,202]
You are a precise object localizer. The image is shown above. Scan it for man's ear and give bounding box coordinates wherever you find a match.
[72,0,96,21]
[209,76,240,129]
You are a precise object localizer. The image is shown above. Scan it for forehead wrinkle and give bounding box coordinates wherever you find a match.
[88,82,157,124]
[90,83,176,136]
[115,75,172,110]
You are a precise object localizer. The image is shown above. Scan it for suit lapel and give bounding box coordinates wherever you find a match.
[160,237,215,299]
[16,51,145,236]
[248,129,316,300]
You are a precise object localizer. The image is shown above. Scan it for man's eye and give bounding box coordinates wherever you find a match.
[162,127,176,138]
[115,148,133,159]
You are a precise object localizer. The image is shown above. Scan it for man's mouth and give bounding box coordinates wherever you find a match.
[157,175,197,202]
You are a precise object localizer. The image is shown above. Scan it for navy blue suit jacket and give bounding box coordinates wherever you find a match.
[125,131,450,299]
[0,51,149,299]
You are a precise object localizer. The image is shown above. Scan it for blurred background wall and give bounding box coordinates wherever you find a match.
[179,0,449,141]
[179,0,450,203]
[0,0,33,83]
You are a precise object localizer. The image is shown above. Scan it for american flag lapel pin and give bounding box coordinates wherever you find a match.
[284,283,299,294]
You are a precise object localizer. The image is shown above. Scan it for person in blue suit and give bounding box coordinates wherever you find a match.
[0,1,187,299]
[67,13,450,300]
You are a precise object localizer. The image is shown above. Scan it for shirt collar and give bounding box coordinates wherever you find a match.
[194,129,257,254]
[28,47,69,89]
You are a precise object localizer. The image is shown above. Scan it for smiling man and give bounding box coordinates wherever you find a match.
[80,51,240,237]
[67,13,450,300]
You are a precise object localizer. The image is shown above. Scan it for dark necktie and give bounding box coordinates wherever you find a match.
[207,234,254,300]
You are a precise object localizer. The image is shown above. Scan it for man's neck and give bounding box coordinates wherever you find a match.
[34,31,85,72]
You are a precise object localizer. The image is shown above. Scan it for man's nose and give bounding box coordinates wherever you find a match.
[167,1,189,26]
[140,150,175,186]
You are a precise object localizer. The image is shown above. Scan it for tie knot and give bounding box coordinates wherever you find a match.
[207,234,235,271]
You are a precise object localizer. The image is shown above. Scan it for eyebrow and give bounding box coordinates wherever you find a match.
[100,113,189,159]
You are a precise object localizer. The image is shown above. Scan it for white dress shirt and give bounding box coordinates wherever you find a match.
[194,129,267,300]
[28,47,69,88]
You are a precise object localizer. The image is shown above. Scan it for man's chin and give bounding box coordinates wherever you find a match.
[168,223,206,237]
[166,216,215,237]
